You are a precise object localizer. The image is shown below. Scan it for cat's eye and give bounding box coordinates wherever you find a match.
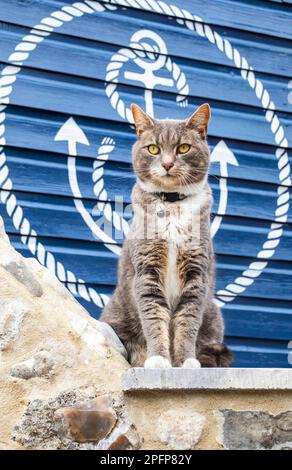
[178,144,191,154]
[148,144,160,155]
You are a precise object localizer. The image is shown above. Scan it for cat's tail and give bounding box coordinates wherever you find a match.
[197,343,233,367]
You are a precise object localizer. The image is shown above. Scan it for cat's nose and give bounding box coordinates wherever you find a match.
[162,162,174,172]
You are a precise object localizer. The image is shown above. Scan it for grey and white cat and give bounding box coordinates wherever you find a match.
[101,103,233,368]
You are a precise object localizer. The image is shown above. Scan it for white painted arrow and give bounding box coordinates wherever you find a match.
[54,117,89,156]
[54,117,120,252]
[55,117,89,200]
[210,140,238,238]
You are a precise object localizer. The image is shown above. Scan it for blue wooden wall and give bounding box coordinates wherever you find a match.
[0,0,291,367]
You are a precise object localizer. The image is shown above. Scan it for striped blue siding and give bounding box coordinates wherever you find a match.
[0,0,291,367]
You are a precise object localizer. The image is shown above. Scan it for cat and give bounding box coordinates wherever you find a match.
[101,103,233,368]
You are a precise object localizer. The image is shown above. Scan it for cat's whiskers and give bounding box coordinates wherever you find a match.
[173,171,198,188]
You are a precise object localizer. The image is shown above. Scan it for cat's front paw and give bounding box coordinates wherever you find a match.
[144,355,172,369]
[182,358,201,368]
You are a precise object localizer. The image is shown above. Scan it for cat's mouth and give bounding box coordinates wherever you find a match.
[152,171,206,191]
[158,169,177,178]
[153,174,183,191]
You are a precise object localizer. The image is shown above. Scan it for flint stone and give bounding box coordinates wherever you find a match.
[55,395,117,443]
[2,259,43,297]
[218,410,292,450]
[108,434,132,450]
[157,409,205,450]
[0,300,27,350]
[97,421,141,450]
[11,351,54,379]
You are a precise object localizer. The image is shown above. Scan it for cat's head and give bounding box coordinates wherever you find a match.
[131,103,211,193]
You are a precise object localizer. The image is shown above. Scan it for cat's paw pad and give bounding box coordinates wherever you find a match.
[182,358,201,368]
[144,355,172,369]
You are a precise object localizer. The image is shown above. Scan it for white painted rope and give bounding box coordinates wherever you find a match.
[0,0,290,309]
[92,136,130,235]
[105,36,189,122]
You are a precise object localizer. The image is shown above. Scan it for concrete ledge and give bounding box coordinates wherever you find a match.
[123,368,292,391]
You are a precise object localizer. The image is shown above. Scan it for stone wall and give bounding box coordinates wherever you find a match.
[0,216,291,450]
[124,368,292,450]
[125,388,292,450]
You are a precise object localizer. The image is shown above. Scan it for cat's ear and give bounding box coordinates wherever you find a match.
[185,103,211,138]
[131,104,154,136]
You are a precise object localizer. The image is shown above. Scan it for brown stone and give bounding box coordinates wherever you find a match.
[55,407,116,443]
[99,422,141,450]
[107,434,132,450]
[54,395,117,443]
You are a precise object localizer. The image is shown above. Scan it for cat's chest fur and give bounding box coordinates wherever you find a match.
[155,200,198,243]
[156,193,205,310]
[131,187,207,310]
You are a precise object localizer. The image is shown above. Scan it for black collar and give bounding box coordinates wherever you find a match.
[154,192,188,203]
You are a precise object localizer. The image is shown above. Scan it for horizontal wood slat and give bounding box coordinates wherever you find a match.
[1,190,292,261]
[1,148,291,222]
[5,233,292,303]
[0,0,291,40]
[0,29,291,114]
[0,1,291,78]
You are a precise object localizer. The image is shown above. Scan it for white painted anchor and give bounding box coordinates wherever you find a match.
[124,30,174,117]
